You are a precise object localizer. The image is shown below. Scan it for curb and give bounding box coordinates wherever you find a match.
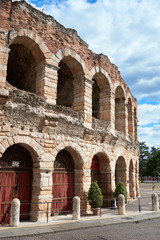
[1,212,160,239]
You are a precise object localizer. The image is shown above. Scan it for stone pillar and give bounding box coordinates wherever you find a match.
[72,196,80,220]
[44,64,59,105]
[110,91,115,132]
[83,78,93,129]
[10,198,20,227]
[118,194,125,215]
[31,168,53,222]
[152,193,159,211]
[73,76,85,113]
[0,30,10,88]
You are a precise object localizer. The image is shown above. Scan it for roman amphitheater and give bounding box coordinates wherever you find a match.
[0,0,139,221]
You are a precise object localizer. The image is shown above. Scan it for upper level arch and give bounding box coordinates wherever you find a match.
[128,98,133,137]
[6,28,50,95]
[55,49,86,113]
[115,85,126,134]
[90,67,112,122]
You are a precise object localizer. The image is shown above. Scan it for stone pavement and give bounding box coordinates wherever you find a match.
[1,210,160,239]
[0,186,159,239]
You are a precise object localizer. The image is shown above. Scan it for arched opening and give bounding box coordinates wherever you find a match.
[134,108,138,141]
[0,144,32,223]
[135,161,139,197]
[91,153,111,207]
[92,79,100,119]
[92,73,111,121]
[128,98,133,137]
[115,157,127,187]
[7,36,45,95]
[115,86,126,133]
[91,155,100,183]
[52,149,75,215]
[129,160,134,198]
[57,56,84,112]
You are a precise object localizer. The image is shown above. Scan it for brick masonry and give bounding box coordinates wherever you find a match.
[0,0,139,221]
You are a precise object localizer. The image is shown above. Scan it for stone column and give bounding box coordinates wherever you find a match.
[110,91,115,132]
[0,30,10,88]
[152,193,159,211]
[72,196,80,220]
[10,198,20,227]
[44,64,59,105]
[31,168,53,222]
[118,194,125,215]
[83,78,93,129]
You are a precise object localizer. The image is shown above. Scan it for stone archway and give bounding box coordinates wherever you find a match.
[129,160,135,198]
[7,35,45,95]
[115,86,126,134]
[57,55,85,112]
[92,72,111,121]
[128,98,133,137]
[0,144,33,223]
[52,146,84,214]
[52,149,75,214]
[91,153,112,207]
[115,156,127,188]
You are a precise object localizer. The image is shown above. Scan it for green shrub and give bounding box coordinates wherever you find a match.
[113,181,127,203]
[88,181,103,208]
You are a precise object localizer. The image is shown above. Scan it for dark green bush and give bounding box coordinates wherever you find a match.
[113,181,127,203]
[88,181,103,208]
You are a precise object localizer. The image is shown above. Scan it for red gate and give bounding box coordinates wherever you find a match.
[0,171,31,224]
[52,171,74,214]
[0,144,33,225]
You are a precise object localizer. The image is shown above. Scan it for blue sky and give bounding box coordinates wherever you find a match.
[26,0,160,148]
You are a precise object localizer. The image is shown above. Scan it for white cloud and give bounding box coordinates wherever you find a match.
[139,125,160,148]
[138,104,160,126]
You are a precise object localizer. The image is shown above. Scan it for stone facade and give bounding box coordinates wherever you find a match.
[0,0,139,221]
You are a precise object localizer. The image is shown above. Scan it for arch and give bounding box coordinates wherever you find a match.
[55,49,86,73]
[115,86,126,134]
[134,107,138,141]
[0,144,33,221]
[135,161,139,197]
[0,136,44,170]
[129,159,134,198]
[89,66,112,87]
[91,152,112,206]
[54,144,84,170]
[92,72,111,121]
[115,156,127,187]
[52,147,83,214]
[7,28,49,96]
[128,98,133,137]
[52,149,75,214]
[56,54,85,112]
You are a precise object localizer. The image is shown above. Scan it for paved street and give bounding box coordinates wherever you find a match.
[1,182,160,240]
[4,217,160,240]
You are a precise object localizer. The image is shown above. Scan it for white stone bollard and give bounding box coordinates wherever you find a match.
[10,198,20,227]
[118,194,125,215]
[72,196,80,220]
[152,193,159,211]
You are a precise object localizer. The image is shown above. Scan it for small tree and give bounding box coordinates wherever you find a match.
[88,181,103,208]
[113,181,127,203]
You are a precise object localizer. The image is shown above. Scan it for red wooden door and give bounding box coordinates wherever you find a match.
[17,172,31,219]
[0,171,31,223]
[52,171,74,214]
[0,172,15,224]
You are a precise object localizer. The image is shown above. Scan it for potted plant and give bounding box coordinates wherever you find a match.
[88,181,103,215]
[113,181,127,204]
